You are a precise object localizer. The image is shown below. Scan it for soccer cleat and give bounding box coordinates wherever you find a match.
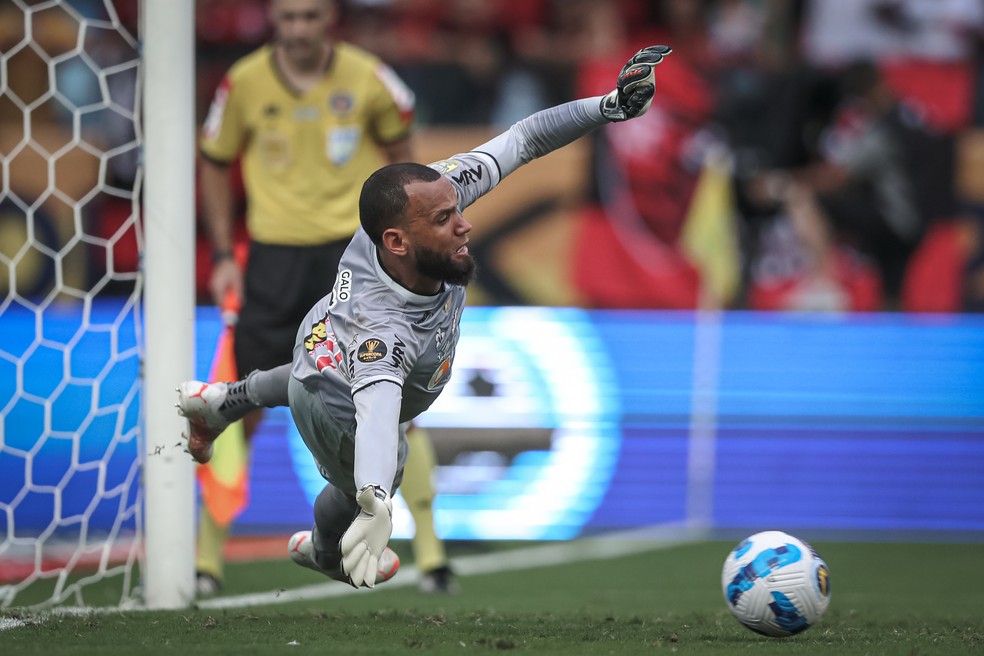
[288,530,400,586]
[195,571,223,598]
[418,564,458,595]
[175,380,231,464]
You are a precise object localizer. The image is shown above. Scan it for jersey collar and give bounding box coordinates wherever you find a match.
[268,43,335,98]
[372,247,446,306]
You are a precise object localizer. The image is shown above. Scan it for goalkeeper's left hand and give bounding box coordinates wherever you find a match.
[340,484,393,588]
[600,45,672,122]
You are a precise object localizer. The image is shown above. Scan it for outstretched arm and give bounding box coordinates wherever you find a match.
[483,46,670,176]
[443,46,672,209]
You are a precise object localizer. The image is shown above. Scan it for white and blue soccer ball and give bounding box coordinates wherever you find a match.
[721,530,831,637]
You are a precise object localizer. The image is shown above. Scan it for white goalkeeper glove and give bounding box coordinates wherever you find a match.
[340,484,393,588]
[600,45,672,122]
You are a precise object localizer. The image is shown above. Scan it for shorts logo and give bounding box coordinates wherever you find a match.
[357,338,387,363]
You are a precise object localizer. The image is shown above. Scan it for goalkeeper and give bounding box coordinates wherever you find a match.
[179,45,672,588]
[195,0,455,596]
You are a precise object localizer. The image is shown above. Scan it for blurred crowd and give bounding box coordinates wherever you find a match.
[193,0,984,313]
[6,0,984,312]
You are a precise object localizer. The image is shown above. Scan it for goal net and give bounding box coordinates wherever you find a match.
[0,0,194,609]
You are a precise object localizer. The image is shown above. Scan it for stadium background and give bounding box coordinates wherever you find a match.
[6,0,984,312]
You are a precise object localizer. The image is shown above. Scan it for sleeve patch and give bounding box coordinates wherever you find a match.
[357,338,388,363]
[428,159,461,175]
[203,77,232,141]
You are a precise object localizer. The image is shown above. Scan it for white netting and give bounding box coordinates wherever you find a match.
[0,0,143,608]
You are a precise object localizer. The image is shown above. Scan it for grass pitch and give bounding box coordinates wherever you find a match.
[2,539,982,655]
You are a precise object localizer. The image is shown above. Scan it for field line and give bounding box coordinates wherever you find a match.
[198,523,704,610]
[0,617,28,630]
[0,523,704,627]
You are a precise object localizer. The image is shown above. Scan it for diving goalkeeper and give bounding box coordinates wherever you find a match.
[178,45,672,588]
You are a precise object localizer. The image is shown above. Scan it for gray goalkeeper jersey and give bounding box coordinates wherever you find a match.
[290,149,495,426]
[289,96,607,483]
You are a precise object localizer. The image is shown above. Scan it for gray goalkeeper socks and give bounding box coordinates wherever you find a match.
[217,379,257,422]
[216,363,292,422]
[244,363,292,408]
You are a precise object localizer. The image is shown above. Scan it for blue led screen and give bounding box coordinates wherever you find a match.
[3,303,983,541]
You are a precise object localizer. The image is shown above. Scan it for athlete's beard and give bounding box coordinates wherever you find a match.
[414,244,476,287]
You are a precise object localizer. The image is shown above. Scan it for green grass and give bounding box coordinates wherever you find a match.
[3,540,983,655]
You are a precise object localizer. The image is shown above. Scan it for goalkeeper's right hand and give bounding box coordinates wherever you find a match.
[600,45,672,122]
[340,484,393,588]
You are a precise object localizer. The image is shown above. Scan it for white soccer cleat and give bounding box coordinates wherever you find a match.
[175,380,231,464]
[288,530,400,586]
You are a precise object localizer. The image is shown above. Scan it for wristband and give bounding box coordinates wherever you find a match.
[212,250,234,264]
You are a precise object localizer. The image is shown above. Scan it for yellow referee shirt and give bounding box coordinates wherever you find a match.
[200,42,414,245]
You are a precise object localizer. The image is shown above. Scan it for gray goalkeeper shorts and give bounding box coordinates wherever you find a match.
[287,375,408,497]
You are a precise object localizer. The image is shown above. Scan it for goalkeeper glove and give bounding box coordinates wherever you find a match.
[340,484,393,588]
[600,45,672,122]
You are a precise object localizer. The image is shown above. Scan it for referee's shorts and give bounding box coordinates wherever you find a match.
[234,238,350,377]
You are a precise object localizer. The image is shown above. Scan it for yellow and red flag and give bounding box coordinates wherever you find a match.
[196,291,249,527]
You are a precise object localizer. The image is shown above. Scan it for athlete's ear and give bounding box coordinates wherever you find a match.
[381,227,409,257]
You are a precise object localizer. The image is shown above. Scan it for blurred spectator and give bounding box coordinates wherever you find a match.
[900,208,984,312]
[342,0,556,126]
[747,182,883,312]
[198,0,269,47]
[963,207,984,310]
[801,0,984,133]
[746,60,956,308]
[572,0,746,310]
[16,0,979,313]
[708,0,766,62]
[196,0,270,123]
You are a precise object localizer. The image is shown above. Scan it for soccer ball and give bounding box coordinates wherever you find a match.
[721,530,831,637]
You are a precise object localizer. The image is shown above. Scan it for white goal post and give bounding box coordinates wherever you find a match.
[141,0,196,610]
[0,0,195,610]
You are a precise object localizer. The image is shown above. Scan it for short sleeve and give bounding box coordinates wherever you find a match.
[348,328,417,394]
[200,74,247,163]
[367,63,415,145]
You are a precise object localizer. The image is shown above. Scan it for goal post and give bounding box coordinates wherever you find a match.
[0,0,195,610]
[141,0,196,609]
